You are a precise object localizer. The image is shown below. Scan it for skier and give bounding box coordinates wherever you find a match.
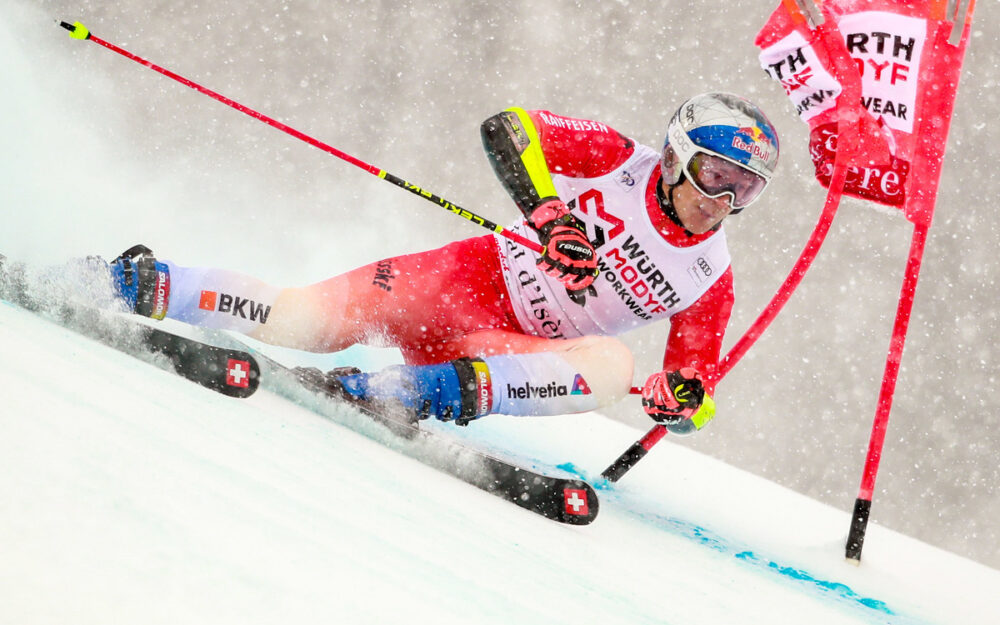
[107,92,779,433]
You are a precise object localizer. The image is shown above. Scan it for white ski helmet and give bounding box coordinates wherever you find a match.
[661,92,779,213]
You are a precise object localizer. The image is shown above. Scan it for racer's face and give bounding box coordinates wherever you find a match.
[668,177,734,234]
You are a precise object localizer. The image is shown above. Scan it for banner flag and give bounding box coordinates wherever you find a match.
[756,0,976,225]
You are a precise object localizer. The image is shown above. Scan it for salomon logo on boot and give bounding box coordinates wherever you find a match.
[109,244,171,320]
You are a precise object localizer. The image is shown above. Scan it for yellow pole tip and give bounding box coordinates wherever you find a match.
[68,21,90,40]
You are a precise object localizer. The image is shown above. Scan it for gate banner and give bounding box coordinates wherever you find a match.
[756,0,976,225]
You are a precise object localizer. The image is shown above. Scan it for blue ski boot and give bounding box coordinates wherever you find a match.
[109,244,171,319]
[295,359,493,425]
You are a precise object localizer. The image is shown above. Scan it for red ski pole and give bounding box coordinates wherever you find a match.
[58,20,543,255]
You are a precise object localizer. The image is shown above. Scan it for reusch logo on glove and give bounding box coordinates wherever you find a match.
[556,240,594,258]
[199,290,272,324]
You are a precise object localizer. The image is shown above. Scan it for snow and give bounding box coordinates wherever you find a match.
[3,0,999,572]
[1,302,997,625]
[3,1,1000,620]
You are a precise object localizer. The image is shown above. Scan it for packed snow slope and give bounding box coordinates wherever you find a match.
[1,302,997,625]
[3,1,998,571]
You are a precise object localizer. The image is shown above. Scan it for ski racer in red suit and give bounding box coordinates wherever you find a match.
[107,93,779,434]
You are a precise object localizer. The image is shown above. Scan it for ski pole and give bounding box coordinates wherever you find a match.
[57,20,543,255]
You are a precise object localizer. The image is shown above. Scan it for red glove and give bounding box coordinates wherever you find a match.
[641,368,714,434]
[529,200,598,295]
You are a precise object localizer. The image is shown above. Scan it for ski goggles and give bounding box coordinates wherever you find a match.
[684,152,770,211]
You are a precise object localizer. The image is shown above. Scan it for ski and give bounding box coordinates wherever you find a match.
[246,346,599,525]
[1,253,594,521]
[130,323,261,398]
[0,255,260,398]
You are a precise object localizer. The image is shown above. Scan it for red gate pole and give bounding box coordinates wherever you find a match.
[844,0,976,563]
[845,222,930,562]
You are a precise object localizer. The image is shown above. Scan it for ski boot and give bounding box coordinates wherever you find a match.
[293,359,492,426]
[108,244,171,319]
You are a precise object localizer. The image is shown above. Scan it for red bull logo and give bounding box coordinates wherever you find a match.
[732,125,773,161]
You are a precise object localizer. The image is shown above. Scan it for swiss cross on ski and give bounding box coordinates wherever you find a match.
[227,359,252,388]
[563,488,589,516]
